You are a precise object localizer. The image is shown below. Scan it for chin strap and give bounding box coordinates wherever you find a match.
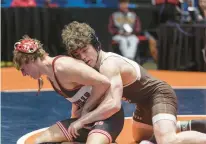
[36,77,43,96]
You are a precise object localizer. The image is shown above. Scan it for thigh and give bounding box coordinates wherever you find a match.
[87,107,124,144]
[151,87,178,144]
[57,118,90,143]
[132,121,153,142]
[34,124,68,144]
[133,103,153,125]
[151,87,177,124]
[132,104,153,142]
[153,119,177,144]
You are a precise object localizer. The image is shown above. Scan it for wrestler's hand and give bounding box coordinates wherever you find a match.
[68,120,83,139]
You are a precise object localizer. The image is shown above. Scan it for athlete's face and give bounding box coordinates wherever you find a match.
[71,44,98,68]
[20,61,41,79]
[119,2,129,12]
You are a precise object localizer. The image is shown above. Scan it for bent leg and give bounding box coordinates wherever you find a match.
[177,120,206,133]
[153,115,206,144]
[132,121,153,142]
[86,107,124,144]
[139,119,206,143]
[132,103,154,142]
[35,124,68,144]
[86,132,110,144]
[151,91,206,144]
[35,118,90,144]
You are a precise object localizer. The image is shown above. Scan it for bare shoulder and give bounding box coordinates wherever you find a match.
[54,56,82,72]
[100,57,118,68]
[100,57,120,75]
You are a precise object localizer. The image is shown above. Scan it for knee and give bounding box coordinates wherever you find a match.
[154,131,178,144]
[153,124,177,144]
[35,125,67,144]
[35,129,54,143]
[86,132,111,144]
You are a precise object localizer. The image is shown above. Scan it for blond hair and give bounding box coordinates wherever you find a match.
[13,35,46,70]
[61,21,95,53]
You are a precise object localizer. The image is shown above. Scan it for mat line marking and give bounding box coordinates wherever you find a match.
[16,115,206,144]
[17,128,48,144]
[125,115,206,119]
[2,86,206,93]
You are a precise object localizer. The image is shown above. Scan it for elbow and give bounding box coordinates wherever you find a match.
[102,78,111,90]
[99,101,121,120]
[112,102,121,113]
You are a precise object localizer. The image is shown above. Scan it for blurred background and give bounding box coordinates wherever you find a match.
[1,0,206,71]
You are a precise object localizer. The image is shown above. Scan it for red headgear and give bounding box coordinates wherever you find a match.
[14,38,43,96]
[14,38,39,53]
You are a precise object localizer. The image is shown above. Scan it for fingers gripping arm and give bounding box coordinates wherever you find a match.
[54,57,111,116]
[78,62,123,125]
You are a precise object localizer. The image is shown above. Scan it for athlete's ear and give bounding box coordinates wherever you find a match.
[66,52,73,57]
[69,53,75,58]
[68,53,72,57]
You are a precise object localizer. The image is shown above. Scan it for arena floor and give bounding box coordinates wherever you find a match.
[1,68,206,144]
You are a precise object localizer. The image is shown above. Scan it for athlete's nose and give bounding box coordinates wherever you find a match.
[80,53,87,62]
[21,69,27,76]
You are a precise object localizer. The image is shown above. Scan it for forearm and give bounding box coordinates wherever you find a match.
[80,79,122,125]
[71,109,82,118]
[79,98,119,125]
[82,85,108,112]
[71,104,82,118]
[79,64,123,126]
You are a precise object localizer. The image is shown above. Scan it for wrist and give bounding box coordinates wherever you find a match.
[81,109,88,115]
[82,107,90,113]
[79,117,87,126]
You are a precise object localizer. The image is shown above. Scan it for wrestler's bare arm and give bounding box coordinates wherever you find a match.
[54,57,111,111]
[71,104,81,118]
[77,59,123,125]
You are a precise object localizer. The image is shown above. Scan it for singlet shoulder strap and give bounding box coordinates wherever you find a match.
[100,52,141,81]
[51,55,67,90]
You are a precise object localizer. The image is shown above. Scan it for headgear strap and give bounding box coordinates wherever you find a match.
[14,39,39,53]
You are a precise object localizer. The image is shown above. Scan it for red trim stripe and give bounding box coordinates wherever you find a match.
[88,129,112,143]
[56,121,73,141]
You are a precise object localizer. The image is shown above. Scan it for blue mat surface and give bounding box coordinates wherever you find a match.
[1,89,206,144]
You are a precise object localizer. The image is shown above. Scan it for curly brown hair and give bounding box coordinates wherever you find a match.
[61,21,95,53]
[13,35,46,70]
